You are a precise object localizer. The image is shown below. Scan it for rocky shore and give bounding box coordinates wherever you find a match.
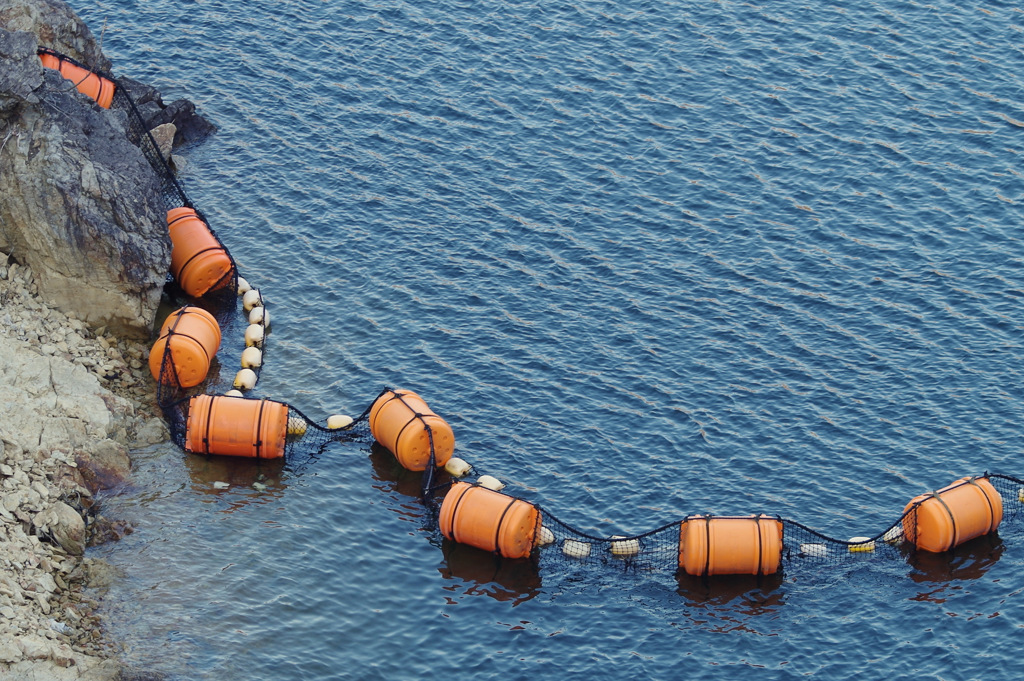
[0,257,168,680]
[1,0,216,678]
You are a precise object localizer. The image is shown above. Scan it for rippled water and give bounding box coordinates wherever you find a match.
[74,0,1024,678]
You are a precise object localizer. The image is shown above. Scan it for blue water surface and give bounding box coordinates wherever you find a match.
[73,0,1024,678]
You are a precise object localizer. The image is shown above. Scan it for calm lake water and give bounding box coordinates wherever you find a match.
[74,0,1024,678]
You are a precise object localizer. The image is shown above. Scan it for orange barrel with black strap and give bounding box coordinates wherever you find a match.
[439,482,540,559]
[185,394,289,459]
[148,306,222,388]
[678,514,783,576]
[368,388,455,471]
[167,207,235,298]
[38,50,115,108]
[902,476,1002,552]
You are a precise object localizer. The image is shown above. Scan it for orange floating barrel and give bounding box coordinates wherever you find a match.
[368,389,455,471]
[678,514,783,576]
[148,306,222,388]
[439,482,540,559]
[902,476,1002,553]
[185,394,289,459]
[39,51,115,109]
[167,207,235,298]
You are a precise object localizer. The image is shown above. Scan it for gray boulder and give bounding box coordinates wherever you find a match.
[32,501,85,555]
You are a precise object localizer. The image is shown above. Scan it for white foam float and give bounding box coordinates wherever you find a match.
[883,525,904,545]
[562,539,591,559]
[233,368,257,390]
[847,536,875,553]
[476,475,504,492]
[609,535,640,557]
[537,526,555,546]
[248,306,270,327]
[287,415,307,436]
[326,414,353,430]
[241,346,263,369]
[444,457,472,477]
[244,324,265,347]
[800,543,828,558]
[242,289,263,311]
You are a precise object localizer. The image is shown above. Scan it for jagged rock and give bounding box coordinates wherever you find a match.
[0,29,170,338]
[0,638,21,663]
[146,97,216,148]
[117,77,216,148]
[0,27,41,117]
[0,0,111,72]
[149,122,175,160]
[0,335,120,453]
[32,501,85,555]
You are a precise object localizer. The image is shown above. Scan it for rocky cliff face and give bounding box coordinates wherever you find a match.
[0,23,169,339]
[0,0,110,72]
[0,1,215,677]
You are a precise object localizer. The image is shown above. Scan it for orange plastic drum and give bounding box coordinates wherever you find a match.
[678,515,783,576]
[39,52,115,108]
[902,476,1002,552]
[167,207,235,297]
[439,482,540,559]
[148,306,222,388]
[368,389,454,470]
[185,394,289,459]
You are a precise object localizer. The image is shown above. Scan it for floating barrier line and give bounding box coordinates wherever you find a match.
[39,48,1024,582]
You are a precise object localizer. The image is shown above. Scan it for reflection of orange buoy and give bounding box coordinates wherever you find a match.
[167,207,234,297]
[185,394,289,459]
[438,482,540,559]
[148,306,222,388]
[678,515,783,576]
[38,51,115,108]
[903,476,1002,553]
[368,389,454,471]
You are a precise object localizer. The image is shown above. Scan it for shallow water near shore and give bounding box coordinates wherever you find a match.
[77,0,1024,678]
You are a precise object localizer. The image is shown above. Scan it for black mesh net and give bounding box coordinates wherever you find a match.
[41,48,1024,585]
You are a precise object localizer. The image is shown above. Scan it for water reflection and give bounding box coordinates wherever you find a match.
[439,539,542,605]
[907,534,1005,604]
[367,441,433,500]
[675,573,786,634]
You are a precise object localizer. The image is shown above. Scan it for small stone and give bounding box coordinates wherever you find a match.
[149,122,177,160]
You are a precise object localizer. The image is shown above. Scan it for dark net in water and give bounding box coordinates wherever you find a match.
[42,48,1024,584]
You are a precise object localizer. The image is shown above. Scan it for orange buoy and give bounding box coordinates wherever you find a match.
[167,207,235,297]
[678,514,783,576]
[902,476,1002,553]
[38,51,115,109]
[148,306,222,388]
[185,394,289,459]
[367,389,455,471]
[439,482,540,559]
